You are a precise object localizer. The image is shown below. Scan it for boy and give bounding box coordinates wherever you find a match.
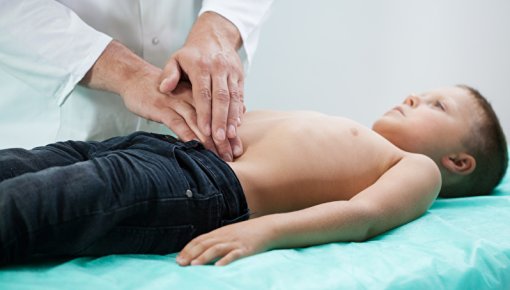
[0,85,507,266]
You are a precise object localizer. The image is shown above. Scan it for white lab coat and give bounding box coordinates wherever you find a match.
[0,0,273,149]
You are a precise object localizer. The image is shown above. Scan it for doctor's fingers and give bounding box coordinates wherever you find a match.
[170,97,235,161]
[229,135,244,159]
[159,58,183,94]
[187,52,245,138]
[158,107,197,142]
[160,101,218,155]
[225,75,244,138]
[166,83,219,153]
[211,61,245,141]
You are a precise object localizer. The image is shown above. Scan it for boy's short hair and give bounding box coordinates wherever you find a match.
[440,85,508,198]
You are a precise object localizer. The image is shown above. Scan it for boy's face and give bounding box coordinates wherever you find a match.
[372,86,477,161]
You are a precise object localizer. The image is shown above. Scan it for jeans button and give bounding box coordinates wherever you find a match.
[185,189,193,198]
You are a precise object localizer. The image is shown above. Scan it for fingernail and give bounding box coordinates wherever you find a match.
[233,145,242,157]
[160,78,170,91]
[215,128,225,141]
[228,124,236,138]
[191,260,200,266]
[223,153,233,162]
[237,117,242,125]
[203,124,211,136]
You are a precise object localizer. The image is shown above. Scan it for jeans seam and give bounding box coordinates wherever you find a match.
[170,148,191,191]
[3,195,210,249]
[73,224,196,255]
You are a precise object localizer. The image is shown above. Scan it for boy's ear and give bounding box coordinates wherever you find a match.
[441,153,476,175]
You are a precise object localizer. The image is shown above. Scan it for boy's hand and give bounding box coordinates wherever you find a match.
[176,218,274,266]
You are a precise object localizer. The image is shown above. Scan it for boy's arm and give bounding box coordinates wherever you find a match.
[177,153,441,266]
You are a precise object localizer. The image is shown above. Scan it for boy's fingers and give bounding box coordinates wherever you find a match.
[190,243,230,266]
[214,249,244,266]
[177,236,211,265]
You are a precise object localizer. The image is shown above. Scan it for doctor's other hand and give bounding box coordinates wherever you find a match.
[120,65,243,159]
[124,74,244,159]
[159,11,245,161]
[167,82,244,161]
[81,40,215,152]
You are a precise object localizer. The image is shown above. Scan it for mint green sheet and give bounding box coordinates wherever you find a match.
[1,170,509,290]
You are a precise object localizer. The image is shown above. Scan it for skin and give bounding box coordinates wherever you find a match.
[159,11,245,161]
[81,12,244,161]
[176,86,479,266]
[372,86,478,187]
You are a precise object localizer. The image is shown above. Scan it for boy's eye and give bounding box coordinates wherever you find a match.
[434,101,445,111]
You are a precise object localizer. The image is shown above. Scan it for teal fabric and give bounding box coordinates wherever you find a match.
[1,169,509,289]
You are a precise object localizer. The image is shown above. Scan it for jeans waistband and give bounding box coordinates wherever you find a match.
[162,135,249,221]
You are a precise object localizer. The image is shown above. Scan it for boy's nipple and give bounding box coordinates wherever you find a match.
[350,127,359,137]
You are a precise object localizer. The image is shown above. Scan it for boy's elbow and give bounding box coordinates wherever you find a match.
[361,226,388,242]
[355,223,385,242]
[349,202,403,242]
[343,227,382,243]
[359,203,429,242]
[350,233,372,243]
[348,203,387,242]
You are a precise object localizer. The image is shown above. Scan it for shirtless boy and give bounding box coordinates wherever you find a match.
[0,85,507,266]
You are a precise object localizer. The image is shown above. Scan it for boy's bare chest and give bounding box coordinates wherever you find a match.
[274,126,398,195]
[234,115,402,213]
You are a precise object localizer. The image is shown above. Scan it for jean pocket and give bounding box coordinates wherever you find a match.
[76,224,195,256]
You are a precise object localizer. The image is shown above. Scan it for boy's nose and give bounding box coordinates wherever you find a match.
[404,94,420,108]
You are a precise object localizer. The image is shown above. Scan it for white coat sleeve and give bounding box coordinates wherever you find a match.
[0,0,112,105]
[199,0,274,71]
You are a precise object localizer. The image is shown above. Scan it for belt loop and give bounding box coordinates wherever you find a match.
[184,140,203,150]
[162,135,179,143]
[162,135,190,151]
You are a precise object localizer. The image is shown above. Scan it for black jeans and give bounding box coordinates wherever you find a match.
[0,132,248,264]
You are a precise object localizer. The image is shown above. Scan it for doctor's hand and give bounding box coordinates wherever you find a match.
[159,11,245,161]
[81,40,222,152]
[126,77,239,157]
[121,65,240,157]
[121,68,207,145]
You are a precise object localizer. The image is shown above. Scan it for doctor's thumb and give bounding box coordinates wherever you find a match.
[159,60,181,93]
